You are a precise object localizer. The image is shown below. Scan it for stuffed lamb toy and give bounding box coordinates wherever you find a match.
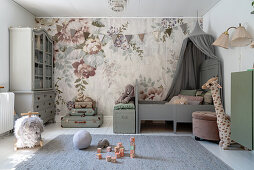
[14,112,44,150]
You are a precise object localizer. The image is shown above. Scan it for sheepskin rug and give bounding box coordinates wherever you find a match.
[14,116,44,148]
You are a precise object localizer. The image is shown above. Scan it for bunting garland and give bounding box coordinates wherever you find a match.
[125,35,133,43]
[80,29,166,44]
[97,34,105,42]
[138,33,145,42]
[83,32,90,40]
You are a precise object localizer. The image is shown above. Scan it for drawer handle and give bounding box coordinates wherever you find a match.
[49,103,51,106]
[39,115,41,117]
[51,111,53,113]
[37,97,40,100]
[36,105,39,109]
[50,96,52,98]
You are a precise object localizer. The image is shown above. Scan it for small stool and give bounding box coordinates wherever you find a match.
[192,111,220,141]
[113,109,135,134]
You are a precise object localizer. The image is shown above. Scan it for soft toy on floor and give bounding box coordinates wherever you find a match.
[202,77,231,149]
[14,112,44,150]
[97,138,110,148]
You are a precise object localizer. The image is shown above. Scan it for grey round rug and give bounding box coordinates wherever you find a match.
[15,135,232,170]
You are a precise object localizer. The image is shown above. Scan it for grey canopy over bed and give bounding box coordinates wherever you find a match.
[164,21,223,102]
[135,21,223,133]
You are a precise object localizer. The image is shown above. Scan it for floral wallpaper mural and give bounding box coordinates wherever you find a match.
[35,18,202,120]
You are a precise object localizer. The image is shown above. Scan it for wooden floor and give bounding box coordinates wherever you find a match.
[0,117,254,170]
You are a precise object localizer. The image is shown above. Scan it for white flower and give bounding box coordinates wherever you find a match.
[83,37,102,55]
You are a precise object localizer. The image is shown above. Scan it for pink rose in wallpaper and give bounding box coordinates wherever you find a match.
[83,37,102,55]
[72,59,96,79]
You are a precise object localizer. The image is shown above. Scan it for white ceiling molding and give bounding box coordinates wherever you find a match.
[13,0,221,17]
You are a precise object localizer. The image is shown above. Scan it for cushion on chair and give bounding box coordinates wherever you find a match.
[192,111,217,121]
[114,102,135,110]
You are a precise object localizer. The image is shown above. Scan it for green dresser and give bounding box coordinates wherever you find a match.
[231,71,254,150]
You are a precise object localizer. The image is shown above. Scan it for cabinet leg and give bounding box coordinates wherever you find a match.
[138,120,141,133]
[173,121,177,133]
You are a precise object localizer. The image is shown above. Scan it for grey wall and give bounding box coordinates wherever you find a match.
[0,0,35,92]
[203,0,254,115]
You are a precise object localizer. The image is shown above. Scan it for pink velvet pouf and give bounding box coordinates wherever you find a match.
[192,111,220,141]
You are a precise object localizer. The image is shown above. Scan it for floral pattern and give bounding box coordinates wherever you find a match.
[72,59,96,79]
[35,18,200,121]
[83,36,102,55]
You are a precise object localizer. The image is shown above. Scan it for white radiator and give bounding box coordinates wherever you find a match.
[0,93,14,134]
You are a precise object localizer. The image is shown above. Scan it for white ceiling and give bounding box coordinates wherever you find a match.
[13,0,221,17]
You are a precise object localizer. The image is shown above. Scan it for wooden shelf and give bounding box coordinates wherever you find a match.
[35,61,43,65]
[35,48,43,52]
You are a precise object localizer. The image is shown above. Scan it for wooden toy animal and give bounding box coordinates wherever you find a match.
[202,77,231,149]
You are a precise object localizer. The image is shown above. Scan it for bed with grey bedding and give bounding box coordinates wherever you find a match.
[135,59,218,133]
[134,21,223,134]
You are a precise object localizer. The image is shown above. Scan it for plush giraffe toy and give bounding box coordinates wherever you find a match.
[202,77,231,149]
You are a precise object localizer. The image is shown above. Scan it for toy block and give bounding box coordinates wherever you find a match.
[106,146,112,152]
[117,142,123,148]
[97,148,102,153]
[115,152,121,158]
[130,150,135,154]
[130,137,135,143]
[111,157,117,163]
[130,153,135,158]
[130,145,135,150]
[96,154,102,159]
[120,148,124,153]
[120,149,124,157]
[114,146,120,153]
[106,156,111,162]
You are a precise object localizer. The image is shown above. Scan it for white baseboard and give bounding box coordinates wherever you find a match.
[103,116,113,119]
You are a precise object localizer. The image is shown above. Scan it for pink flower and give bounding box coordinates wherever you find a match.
[72,59,96,79]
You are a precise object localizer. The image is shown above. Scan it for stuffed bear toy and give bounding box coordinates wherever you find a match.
[115,84,135,104]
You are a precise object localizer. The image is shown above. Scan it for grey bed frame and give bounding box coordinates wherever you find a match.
[135,59,219,133]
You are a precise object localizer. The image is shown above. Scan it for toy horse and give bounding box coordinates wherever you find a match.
[14,111,44,151]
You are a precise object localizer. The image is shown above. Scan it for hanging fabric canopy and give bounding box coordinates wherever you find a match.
[165,21,224,103]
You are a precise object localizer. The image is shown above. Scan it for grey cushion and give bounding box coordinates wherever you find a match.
[73,130,92,149]
[180,90,197,96]
[139,101,167,104]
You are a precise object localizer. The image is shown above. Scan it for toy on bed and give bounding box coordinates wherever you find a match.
[167,96,188,104]
[115,84,134,104]
[14,111,44,151]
